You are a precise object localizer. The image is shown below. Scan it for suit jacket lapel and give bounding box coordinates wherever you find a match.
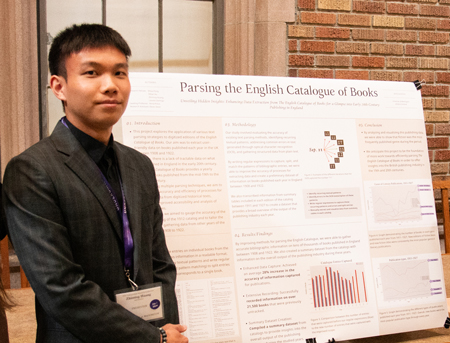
[114,143,142,279]
[50,122,123,240]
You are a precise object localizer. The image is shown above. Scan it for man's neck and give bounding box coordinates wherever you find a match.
[65,116,112,145]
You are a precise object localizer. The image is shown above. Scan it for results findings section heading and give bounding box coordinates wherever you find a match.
[123,73,445,343]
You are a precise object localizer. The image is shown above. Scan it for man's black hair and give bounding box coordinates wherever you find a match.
[49,23,132,80]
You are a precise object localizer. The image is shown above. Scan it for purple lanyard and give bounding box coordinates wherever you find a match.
[61,118,137,289]
[99,172,137,290]
[99,173,134,268]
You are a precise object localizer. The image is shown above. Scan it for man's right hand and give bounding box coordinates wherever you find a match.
[161,324,188,343]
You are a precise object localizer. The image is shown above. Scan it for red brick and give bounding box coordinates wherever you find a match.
[437,72,450,83]
[318,0,352,11]
[419,31,449,43]
[425,111,450,122]
[353,1,385,13]
[433,187,442,200]
[410,0,439,4]
[371,43,404,55]
[405,17,437,30]
[353,56,385,68]
[431,163,449,174]
[386,30,417,42]
[338,14,371,26]
[405,45,435,56]
[316,27,350,39]
[421,85,450,97]
[428,137,449,148]
[426,124,434,135]
[436,123,450,134]
[430,151,434,162]
[420,5,450,17]
[387,3,418,15]
[386,57,417,69]
[423,98,434,109]
[336,70,369,80]
[436,99,450,109]
[437,46,450,57]
[297,69,334,78]
[435,150,450,161]
[300,41,335,53]
[289,55,315,66]
[419,58,449,69]
[352,29,384,41]
[438,19,450,30]
[289,69,298,77]
[403,71,434,83]
[289,40,298,52]
[371,71,402,81]
[336,42,369,54]
[288,25,315,38]
[316,55,351,67]
[298,0,315,10]
[301,12,336,25]
[432,164,447,176]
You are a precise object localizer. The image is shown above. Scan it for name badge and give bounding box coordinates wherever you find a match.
[115,283,164,322]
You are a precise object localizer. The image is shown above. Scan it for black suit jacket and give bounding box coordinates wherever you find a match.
[3,122,178,342]
[0,183,7,240]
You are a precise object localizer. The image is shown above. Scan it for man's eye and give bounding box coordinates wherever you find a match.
[86,70,96,75]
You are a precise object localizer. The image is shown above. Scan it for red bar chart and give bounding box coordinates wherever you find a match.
[311,263,368,308]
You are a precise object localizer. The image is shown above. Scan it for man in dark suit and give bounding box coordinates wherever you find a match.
[2,24,188,343]
[0,182,11,343]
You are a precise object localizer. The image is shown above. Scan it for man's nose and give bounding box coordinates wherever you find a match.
[101,74,118,93]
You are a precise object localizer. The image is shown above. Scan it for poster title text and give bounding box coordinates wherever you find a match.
[180,82,379,99]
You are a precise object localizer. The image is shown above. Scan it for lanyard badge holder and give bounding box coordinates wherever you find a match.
[103,168,165,322]
[115,282,165,322]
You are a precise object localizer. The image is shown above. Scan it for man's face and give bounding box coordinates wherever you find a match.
[50,46,131,139]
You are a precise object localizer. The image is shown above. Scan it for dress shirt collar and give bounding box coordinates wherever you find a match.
[62,117,114,164]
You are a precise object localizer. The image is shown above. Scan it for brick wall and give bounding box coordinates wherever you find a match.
[288,0,450,224]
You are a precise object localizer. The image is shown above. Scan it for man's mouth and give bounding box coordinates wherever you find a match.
[99,100,120,104]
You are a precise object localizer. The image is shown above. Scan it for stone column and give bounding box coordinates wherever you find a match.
[224,0,296,76]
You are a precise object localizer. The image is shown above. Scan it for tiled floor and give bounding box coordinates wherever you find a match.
[5,288,35,343]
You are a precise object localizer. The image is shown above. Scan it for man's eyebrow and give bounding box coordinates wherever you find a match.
[80,61,129,69]
[115,62,129,69]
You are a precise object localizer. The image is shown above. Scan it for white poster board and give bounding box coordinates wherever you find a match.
[122,73,447,342]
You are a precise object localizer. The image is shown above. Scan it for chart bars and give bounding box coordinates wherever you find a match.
[311,264,368,308]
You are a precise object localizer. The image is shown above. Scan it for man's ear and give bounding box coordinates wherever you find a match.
[49,75,67,102]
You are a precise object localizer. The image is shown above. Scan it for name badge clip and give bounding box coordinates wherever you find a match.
[125,268,139,291]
